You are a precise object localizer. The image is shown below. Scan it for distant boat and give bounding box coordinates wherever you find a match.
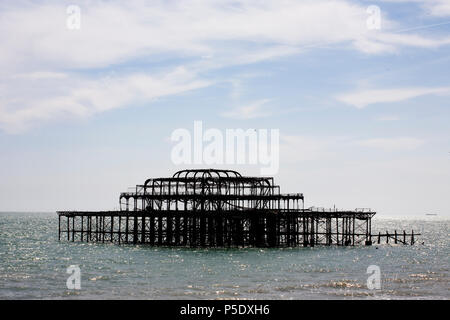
[425,214,438,216]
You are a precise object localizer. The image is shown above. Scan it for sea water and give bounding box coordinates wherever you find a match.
[0,212,448,299]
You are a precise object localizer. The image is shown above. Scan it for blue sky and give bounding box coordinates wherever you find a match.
[0,0,449,216]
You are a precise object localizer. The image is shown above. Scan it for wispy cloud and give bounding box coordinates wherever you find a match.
[0,67,210,133]
[221,99,272,119]
[2,0,450,132]
[337,86,450,108]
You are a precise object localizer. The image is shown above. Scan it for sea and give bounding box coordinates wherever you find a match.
[0,212,448,300]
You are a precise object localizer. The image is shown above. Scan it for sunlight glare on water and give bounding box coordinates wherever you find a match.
[0,213,448,299]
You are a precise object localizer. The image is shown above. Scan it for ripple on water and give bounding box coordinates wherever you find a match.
[0,213,449,299]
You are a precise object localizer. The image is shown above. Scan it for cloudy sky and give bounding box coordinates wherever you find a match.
[0,0,449,216]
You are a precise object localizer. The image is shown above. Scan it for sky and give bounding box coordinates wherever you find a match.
[0,0,449,216]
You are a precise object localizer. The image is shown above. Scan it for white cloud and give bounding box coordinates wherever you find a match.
[1,0,450,132]
[428,0,450,16]
[0,67,210,133]
[355,33,450,54]
[12,72,68,80]
[337,86,450,108]
[221,99,272,119]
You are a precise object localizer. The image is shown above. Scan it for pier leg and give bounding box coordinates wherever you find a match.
[175,216,181,246]
[72,216,75,242]
[192,216,198,247]
[95,216,98,242]
[335,217,339,246]
[67,217,70,241]
[102,216,105,243]
[216,217,223,247]
[150,216,155,245]
[167,216,172,245]
[87,216,91,242]
[352,216,355,246]
[199,217,205,246]
[365,218,372,245]
[158,216,163,245]
[133,215,138,244]
[141,215,146,244]
[302,217,307,247]
[182,216,187,246]
[125,214,129,243]
[326,217,331,245]
[118,216,121,244]
[268,216,276,247]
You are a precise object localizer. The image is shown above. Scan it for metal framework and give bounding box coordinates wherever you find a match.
[57,169,417,247]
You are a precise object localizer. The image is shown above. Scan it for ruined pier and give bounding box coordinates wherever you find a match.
[57,169,417,247]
